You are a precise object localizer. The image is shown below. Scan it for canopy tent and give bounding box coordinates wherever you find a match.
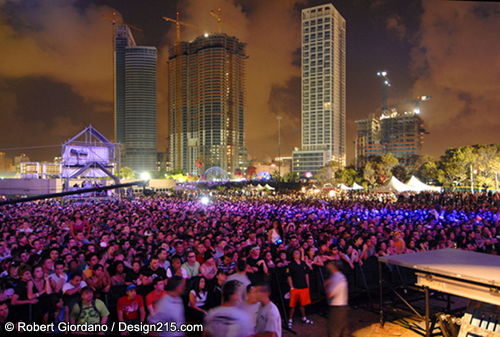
[406,176,442,192]
[256,184,265,190]
[339,184,351,190]
[264,184,275,191]
[375,176,412,193]
[351,182,364,190]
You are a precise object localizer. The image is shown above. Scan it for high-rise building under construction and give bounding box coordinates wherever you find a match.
[168,33,247,175]
[355,109,426,167]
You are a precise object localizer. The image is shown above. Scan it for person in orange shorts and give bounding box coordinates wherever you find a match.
[286,249,314,329]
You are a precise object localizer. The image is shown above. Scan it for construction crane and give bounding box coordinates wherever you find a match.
[162,13,199,171]
[209,7,238,34]
[101,11,143,144]
[411,96,431,114]
[162,12,199,44]
[210,8,223,33]
[376,71,391,116]
[386,96,431,115]
[101,12,143,33]
[377,71,431,117]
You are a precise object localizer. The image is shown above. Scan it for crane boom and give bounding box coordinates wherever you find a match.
[376,71,391,116]
[210,8,223,33]
[208,7,238,33]
[101,12,143,32]
[162,16,198,28]
[162,12,200,171]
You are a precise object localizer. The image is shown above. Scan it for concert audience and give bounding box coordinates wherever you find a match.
[0,191,497,336]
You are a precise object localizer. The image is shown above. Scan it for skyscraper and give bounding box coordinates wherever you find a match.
[168,33,247,175]
[114,25,136,145]
[293,3,346,176]
[114,25,157,173]
[124,46,157,172]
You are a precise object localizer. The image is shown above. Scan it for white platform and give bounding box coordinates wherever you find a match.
[378,248,500,287]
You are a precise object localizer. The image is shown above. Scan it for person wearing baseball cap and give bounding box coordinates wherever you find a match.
[117,284,146,327]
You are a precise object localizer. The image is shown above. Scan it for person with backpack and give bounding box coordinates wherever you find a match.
[69,286,109,326]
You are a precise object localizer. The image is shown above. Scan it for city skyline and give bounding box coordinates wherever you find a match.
[0,0,499,166]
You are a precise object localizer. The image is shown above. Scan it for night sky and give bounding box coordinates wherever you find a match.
[0,0,499,164]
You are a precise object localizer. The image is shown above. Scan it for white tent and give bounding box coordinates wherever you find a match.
[339,184,351,190]
[406,176,442,192]
[264,184,275,191]
[375,176,412,193]
[351,182,364,190]
[256,184,265,190]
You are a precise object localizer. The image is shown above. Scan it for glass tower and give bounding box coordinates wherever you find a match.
[114,25,136,145]
[124,46,157,172]
[114,25,157,173]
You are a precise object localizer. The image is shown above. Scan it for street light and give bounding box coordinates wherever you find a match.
[470,165,478,194]
[276,115,283,181]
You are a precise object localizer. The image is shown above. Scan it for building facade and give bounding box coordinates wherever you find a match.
[168,33,247,175]
[114,25,136,145]
[0,152,12,172]
[114,25,157,173]
[123,46,157,172]
[354,115,380,167]
[293,4,346,176]
[355,109,426,167]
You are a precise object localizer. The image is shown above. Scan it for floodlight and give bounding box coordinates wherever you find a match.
[204,32,209,37]
[200,196,210,205]
[140,172,151,181]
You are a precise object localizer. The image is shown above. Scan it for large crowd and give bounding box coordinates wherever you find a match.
[0,190,497,336]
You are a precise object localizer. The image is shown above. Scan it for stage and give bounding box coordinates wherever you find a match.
[378,248,500,336]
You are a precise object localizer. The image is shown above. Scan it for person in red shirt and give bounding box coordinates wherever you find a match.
[146,278,166,317]
[117,284,145,329]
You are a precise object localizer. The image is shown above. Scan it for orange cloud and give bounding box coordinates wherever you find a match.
[0,0,116,103]
[410,0,500,156]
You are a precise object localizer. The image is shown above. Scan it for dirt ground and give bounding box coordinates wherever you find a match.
[283,308,422,337]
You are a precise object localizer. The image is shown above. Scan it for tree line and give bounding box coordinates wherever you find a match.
[317,144,499,190]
